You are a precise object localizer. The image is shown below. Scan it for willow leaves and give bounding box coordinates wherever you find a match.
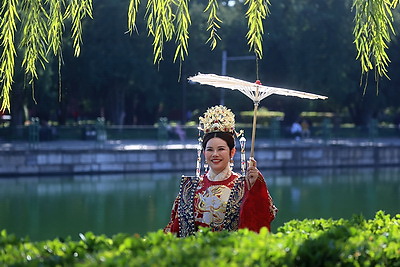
[65,0,93,57]
[204,0,221,50]
[127,0,269,63]
[0,0,19,111]
[20,0,48,83]
[353,0,399,89]
[2,0,400,112]
[245,0,270,59]
[0,0,93,112]
[128,0,191,64]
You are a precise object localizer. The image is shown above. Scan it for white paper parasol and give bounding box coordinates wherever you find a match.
[188,73,328,160]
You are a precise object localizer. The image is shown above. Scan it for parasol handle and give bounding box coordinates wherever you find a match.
[250,101,259,159]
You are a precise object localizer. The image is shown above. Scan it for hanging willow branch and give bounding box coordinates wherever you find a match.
[128,0,140,34]
[204,0,221,50]
[65,0,93,57]
[145,0,175,64]
[174,0,191,62]
[245,0,270,59]
[47,0,65,56]
[20,0,48,83]
[47,0,66,102]
[1,0,400,112]
[0,0,92,112]
[0,0,19,111]
[127,0,141,34]
[353,0,398,90]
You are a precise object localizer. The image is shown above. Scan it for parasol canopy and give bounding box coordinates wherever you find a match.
[188,73,328,160]
[188,73,328,104]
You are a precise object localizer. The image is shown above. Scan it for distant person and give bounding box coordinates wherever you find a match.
[301,119,311,138]
[164,105,277,237]
[173,123,186,142]
[291,120,302,140]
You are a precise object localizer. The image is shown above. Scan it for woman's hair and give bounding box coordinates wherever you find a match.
[202,132,235,151]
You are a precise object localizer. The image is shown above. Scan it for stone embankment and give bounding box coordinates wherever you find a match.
[0,138,399,176]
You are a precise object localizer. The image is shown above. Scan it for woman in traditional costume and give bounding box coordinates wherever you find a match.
[164,105,277,237]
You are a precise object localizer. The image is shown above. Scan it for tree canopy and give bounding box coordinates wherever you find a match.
[1,0,400,127]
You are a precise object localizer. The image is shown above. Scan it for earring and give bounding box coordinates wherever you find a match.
[230,158,234,168]
[204,160,209,172]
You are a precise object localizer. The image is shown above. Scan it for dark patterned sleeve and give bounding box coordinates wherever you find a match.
[238,173,278,232]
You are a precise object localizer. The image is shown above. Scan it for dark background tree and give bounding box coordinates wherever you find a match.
[9,0,400,128]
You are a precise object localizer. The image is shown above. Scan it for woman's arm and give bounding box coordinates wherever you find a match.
[239,160,277,232]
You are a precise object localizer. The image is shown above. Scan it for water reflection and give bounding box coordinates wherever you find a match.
[267,167,400,230]
[0,167,399,241]
[0,173,181,241]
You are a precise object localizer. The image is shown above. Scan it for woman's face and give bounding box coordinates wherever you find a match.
[204,137,236,174]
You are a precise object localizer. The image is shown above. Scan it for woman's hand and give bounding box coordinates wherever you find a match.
[246,158,260,189]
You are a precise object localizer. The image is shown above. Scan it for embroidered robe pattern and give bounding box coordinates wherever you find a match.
[164,172,277,237]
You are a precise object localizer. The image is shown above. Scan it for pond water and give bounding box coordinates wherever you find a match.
[0,167,399,241]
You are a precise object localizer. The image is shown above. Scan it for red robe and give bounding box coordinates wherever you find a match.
[164,172,277,237]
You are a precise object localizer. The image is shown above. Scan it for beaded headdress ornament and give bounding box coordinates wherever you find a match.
[198,105,236,134]
[195,105,246,177]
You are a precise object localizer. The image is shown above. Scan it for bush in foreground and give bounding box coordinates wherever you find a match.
[1,211,399,266]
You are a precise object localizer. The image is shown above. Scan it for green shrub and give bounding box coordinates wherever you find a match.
[1,211,399,266]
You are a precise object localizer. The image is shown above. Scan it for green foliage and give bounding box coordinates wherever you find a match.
[127,0,140,34]
[174,0,190,62]
[204,0,221,50]
[130,0,191,64]
[65,0,93,57]
[353,0,399,88]
[0,0,19,111]
[0,0,93,112]
[20,0,48,83]
[47,0,65,56]
[245,0,270,59]
[240,107,284,124]
[2,0,400,119]
[145,0,175,64]
[1,211,399,266]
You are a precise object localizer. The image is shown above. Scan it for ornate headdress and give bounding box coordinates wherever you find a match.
[195,105,247,177]
[198,105,236,134]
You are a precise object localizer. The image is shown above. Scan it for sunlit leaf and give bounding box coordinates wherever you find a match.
[204,0,221,50]
[244,0,270,59]
[127,0,141,34]
[0,0,19,112]
[352,0,398,91]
